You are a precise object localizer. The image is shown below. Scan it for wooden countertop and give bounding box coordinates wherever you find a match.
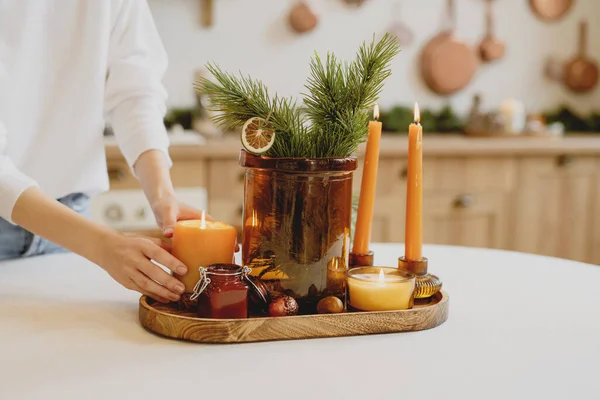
[105,133,600,161]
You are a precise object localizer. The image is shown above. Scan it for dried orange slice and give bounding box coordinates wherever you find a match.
[241,117,275,154]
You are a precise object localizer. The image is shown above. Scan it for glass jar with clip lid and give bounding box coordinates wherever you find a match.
[191,264,252,319]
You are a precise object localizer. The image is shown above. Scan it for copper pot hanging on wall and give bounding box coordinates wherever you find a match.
[289,1,318,34]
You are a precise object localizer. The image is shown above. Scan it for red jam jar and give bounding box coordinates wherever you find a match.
[192,264,250,319]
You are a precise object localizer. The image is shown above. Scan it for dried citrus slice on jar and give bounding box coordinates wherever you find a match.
[241,117,275,154]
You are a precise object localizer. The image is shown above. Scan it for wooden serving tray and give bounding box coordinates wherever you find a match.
[139,291,449,344]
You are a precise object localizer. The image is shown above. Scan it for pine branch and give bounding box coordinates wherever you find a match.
[194,34,400,158]
[302,33,400,157]
[194,64,269,129]
[302,52,346,129]
[345,33,400,111]
[194,63,308,157]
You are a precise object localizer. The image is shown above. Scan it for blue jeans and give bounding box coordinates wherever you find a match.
[0,193,90,261]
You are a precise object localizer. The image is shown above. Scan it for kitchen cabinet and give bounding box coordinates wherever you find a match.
[420,156,515,249]
[368,157,408,243]
[207,159,245,238]
[371,197,405,243]
[369,156,515,248]
[423,191,511,249]
[423,157,516,192]
[513,155,599,264]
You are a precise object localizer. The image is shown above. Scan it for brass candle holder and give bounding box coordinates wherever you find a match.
[397,256,442,299]
[349,251,374,267]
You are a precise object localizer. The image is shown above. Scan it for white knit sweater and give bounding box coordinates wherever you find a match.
[0,0,171,222]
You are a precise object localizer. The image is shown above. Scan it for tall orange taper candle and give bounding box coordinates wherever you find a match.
[352,105,382,255]
[172,211,237,293]
[405,102,423,261]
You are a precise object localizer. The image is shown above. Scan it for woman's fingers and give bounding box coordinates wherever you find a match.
[138,259,185,296]
[142,241,187,275]
[178,206,214,222]
[130,279,171,304]
[131,271,181,303]
[148,237,172,253]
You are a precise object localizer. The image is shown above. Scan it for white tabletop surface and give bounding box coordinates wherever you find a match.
[1,244,599,400]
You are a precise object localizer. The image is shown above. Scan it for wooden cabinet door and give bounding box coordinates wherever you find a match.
[364,156,516,245]
[513,156,598,263]
[207,159,245,224]
[422,192,511,249]
[371,196,406,243]
[418,156,515,249]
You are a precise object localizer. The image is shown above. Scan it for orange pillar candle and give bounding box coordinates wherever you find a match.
[172,211,237,293]
[405,103,423,261]
[352,105,383,255]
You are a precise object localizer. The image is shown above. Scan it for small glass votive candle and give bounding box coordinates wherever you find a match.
[192,264,251,319]
[347,267,416,311]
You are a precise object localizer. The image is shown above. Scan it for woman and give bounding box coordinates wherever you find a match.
[0,0,199,304]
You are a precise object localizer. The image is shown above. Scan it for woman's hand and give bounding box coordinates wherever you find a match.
[98,233,188,303]
[12,186,189,303]
[134,150,239,247]
[151,195,213,238]
[133,150,213,238]
[151,197,240,251]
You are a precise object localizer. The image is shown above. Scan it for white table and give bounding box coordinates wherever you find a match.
[1,244,599,400]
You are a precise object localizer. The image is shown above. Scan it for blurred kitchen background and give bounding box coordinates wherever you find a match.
[98,0,600,265]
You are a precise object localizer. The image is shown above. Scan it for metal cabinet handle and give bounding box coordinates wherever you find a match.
[108,167,126,181]
[399,166,408,179]
[453,194,473,208]
[556,154,574,167]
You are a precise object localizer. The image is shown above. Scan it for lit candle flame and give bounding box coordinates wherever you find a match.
[414,102,420,124]
[200,210,206,229]
[378,268,385,282]
[373,104,380,121]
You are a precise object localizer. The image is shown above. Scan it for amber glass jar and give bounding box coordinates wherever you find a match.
[239,150,357,314]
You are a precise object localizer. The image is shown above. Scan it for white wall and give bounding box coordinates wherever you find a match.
[148,0,600,116]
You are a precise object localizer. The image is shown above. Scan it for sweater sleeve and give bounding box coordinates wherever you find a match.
[104,0,172,171]
[0,121,39,223]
